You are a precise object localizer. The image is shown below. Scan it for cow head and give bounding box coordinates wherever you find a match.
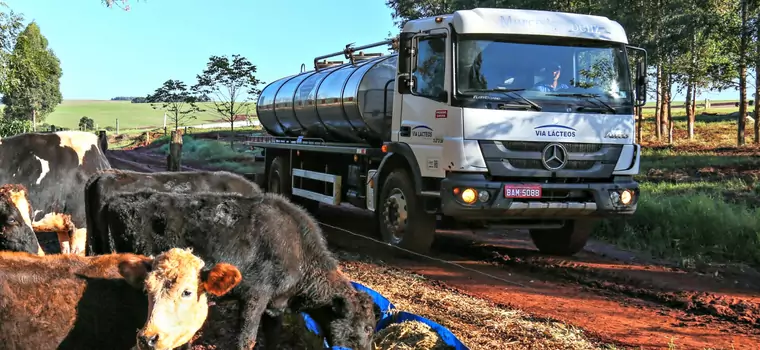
[324,289,377,350]
[118,248,242,350]
[0,185,43,255]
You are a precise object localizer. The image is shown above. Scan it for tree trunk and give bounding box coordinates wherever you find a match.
[691,84,697,119]
[666,74,673,144]
[686,82,694,140]
[655,64,663,140]
[32,109,37,132]
[755,9,760,144]
[738,0,749,146]
[230,118,235,148]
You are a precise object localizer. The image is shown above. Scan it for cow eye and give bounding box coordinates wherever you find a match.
[181,289,193,298]
[6,217,17,225]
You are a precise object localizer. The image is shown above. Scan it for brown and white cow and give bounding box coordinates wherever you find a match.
[0,247,242,350]
[0,184,42,254]
[0,131,111,255]
[0,184,81,255]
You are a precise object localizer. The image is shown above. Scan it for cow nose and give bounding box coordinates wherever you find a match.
[138,333,159,348]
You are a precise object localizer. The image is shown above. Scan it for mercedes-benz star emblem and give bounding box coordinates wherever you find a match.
[541,143,568,171]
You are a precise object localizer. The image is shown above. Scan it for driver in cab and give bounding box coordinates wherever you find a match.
[532,62,569,92]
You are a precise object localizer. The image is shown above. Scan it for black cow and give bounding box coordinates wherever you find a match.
[83,169,261,256]
[0,131,111,255]
[101,190,376,350]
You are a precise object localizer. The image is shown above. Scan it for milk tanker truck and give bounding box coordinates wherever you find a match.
[251,8,648,255]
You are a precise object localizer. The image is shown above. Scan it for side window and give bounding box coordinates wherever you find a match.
[412,36,446,99]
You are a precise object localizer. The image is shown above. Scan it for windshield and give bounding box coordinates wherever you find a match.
[455,36,632,113]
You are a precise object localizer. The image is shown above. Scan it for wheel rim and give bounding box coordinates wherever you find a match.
[382,188,408,245]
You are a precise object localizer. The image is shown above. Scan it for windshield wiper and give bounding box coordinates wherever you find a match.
[546,93,616,114]
[465,88,542,111]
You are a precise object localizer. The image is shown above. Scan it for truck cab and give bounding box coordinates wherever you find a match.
[376,8,647,255]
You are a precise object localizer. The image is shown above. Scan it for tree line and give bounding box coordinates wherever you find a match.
[110,95,211,103]
[385,0,760,146]
[0,2,61,131]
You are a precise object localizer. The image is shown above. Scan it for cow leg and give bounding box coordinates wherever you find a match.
[238,295,271,350]
[69,228,87,256]
[261,308,284,350]
[56,232,72,254]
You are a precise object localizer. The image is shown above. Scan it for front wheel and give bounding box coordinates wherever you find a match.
[529,219,595,256]
[377,169,436,253]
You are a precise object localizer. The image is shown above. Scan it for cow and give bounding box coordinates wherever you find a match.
[0,131,111,255]
[0,183,85,256]
[0,247,242,350]
[100,190,376,350]
[0,184,42,254]
[84,168,262,256]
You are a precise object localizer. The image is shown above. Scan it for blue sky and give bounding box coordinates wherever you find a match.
[3,0,741,102]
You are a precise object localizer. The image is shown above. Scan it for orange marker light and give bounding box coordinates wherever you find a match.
[435,17,443,23]
[381,144,388,153]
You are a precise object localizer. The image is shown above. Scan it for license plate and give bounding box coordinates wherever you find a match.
[504,184,542,198]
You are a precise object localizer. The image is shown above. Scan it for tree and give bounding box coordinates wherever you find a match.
[193,54,263,147]
[145,79,202,131]
[2,22,62,130]
[0,2,23,94]
[79,116,95,131]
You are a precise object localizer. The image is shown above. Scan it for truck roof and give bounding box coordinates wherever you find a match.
[403,8,628,44]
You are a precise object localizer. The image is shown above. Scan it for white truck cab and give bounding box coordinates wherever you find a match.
[253,8,647,255]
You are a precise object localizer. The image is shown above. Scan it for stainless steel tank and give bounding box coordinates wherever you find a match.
[256,54,398,147]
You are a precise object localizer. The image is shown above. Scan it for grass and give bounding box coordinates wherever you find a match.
[40,100,255,130]
[154,135,262,174]
[592,106,760,268]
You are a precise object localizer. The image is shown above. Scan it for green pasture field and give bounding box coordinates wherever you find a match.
[40,100,255,131]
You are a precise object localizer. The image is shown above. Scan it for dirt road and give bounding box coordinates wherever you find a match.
[106,148,760,350]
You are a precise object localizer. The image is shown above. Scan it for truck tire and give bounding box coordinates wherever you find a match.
[268,156,320,214]
[529,219,595,256]
[377,169,436,253]
[268,156,290,196]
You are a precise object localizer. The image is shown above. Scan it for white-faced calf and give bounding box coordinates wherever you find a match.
[0,247,241,350]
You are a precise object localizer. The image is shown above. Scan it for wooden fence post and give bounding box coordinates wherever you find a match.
[167,130,183,171]
[98,130,108,151]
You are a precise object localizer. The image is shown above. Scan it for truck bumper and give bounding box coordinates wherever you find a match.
[440,173,638,220]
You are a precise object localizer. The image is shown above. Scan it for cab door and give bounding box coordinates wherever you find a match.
[392,28,451,178]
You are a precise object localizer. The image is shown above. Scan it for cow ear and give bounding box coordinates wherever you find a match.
[200,263,242,296]
[118,256,153,289]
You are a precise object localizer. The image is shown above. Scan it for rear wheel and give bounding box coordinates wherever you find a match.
[377,169,436,253]
[267,156,320,214]
[529,219,595,256]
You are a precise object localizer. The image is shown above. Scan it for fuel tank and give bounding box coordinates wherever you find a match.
[256,54,397,147]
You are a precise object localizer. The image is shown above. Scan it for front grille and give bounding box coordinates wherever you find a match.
[508,159,596,170]
[502,141,603,153]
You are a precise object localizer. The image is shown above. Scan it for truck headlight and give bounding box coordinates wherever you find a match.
[620,189,633,205]
[461,188,477,204]
[609,189,635,206]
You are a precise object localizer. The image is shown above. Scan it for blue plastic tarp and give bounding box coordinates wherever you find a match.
[300,282,468,350]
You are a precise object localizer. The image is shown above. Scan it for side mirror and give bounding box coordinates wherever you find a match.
[635,59,647,106]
